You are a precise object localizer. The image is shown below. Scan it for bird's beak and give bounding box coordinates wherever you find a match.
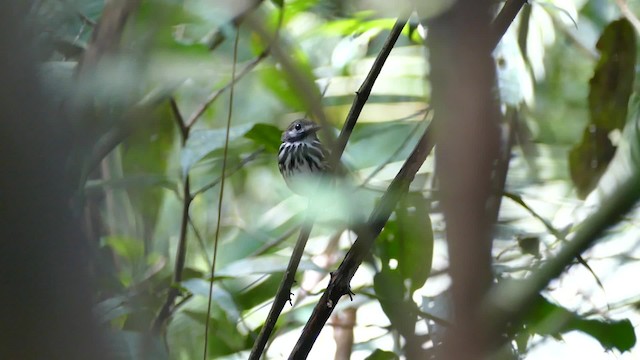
[310,124,322,133]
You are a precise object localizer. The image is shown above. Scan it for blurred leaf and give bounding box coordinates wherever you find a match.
[217,255,322,277]
[181,279,241,321]
[589,19,636,132]
[234,273,282,311]
[365,349,400,360]
[85,174,177,193]
[569,19,636,198]
[258,65,306,111]
[376,195,433,294]
[373,268,416,335]
[315,15,395,36]
[105,330,168,360]
[95,295,132,324]
[183,310,250,357]
[104,236,145,263]
[122,103,176,245]
[244,123,282,153]
[396,194,434,292]
[569,125,617,199]
[181,123,254,175]
[270,0,284,8]
[524,295,636,352]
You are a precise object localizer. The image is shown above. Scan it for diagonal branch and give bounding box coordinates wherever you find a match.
[331,12,412,168]
[483,174,640,345]
[289,118,436,359]
[248,15,410,360]
[490,0,529,50]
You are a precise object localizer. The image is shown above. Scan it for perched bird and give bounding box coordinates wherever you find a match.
[278,119,329,194]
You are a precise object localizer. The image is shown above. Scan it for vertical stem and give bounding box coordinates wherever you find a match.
[428,0,501,358]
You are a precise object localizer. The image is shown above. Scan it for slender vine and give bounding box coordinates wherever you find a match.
[203,27,241,360]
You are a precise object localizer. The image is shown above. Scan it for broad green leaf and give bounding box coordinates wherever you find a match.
[524,295,636,352]
[396,194,434,292]
[180,123,254,175]
[234,273,282,311]
[569,126,616,199]
[103,236,145,263]
[569,19,636,198]
[181,279,241,321]
[244,123,283,153]
[365,349,400,360]
[376,195,433,293]
[589,19,636,132]
[183,310,250,357]
[373,268,416,335]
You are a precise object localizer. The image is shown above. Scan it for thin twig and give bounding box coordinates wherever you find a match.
[188,216,212,270]
[193,148,264,196]
[203,27,240,360]
[360,108,431,188]
[331,14,411,169]
[152,100,191,333]
[249,213,315,359]
[503,191,606,290]
[248,15,410,360]
[250,224,302,257]
[207,0,264,51]
[185,51,269,129]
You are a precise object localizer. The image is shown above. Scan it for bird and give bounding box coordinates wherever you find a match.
[278,119,329,195]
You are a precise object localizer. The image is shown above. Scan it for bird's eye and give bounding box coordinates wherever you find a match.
[294,123,302,131]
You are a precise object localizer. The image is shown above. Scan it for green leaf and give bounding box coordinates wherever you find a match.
[258,65,305,111]
[234,273,282,311]
[524,295,636,352]
[121,103,176,242]
[183,310,250,356]
[569,19,637,198]
[569,126,616,199]
[365,349,400,360]
[94,295,132,324]
[181,279,241,321]
[180,123,254,175]
[244,123,282,153]
[103,236,145,263]
[373,268,416,335]
[589,19,636,132]
[396,194,434,292]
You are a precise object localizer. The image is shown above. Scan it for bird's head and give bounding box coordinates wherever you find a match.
[281,119,321,143]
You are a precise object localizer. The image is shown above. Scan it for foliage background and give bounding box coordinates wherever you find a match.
[20,0,640,358]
